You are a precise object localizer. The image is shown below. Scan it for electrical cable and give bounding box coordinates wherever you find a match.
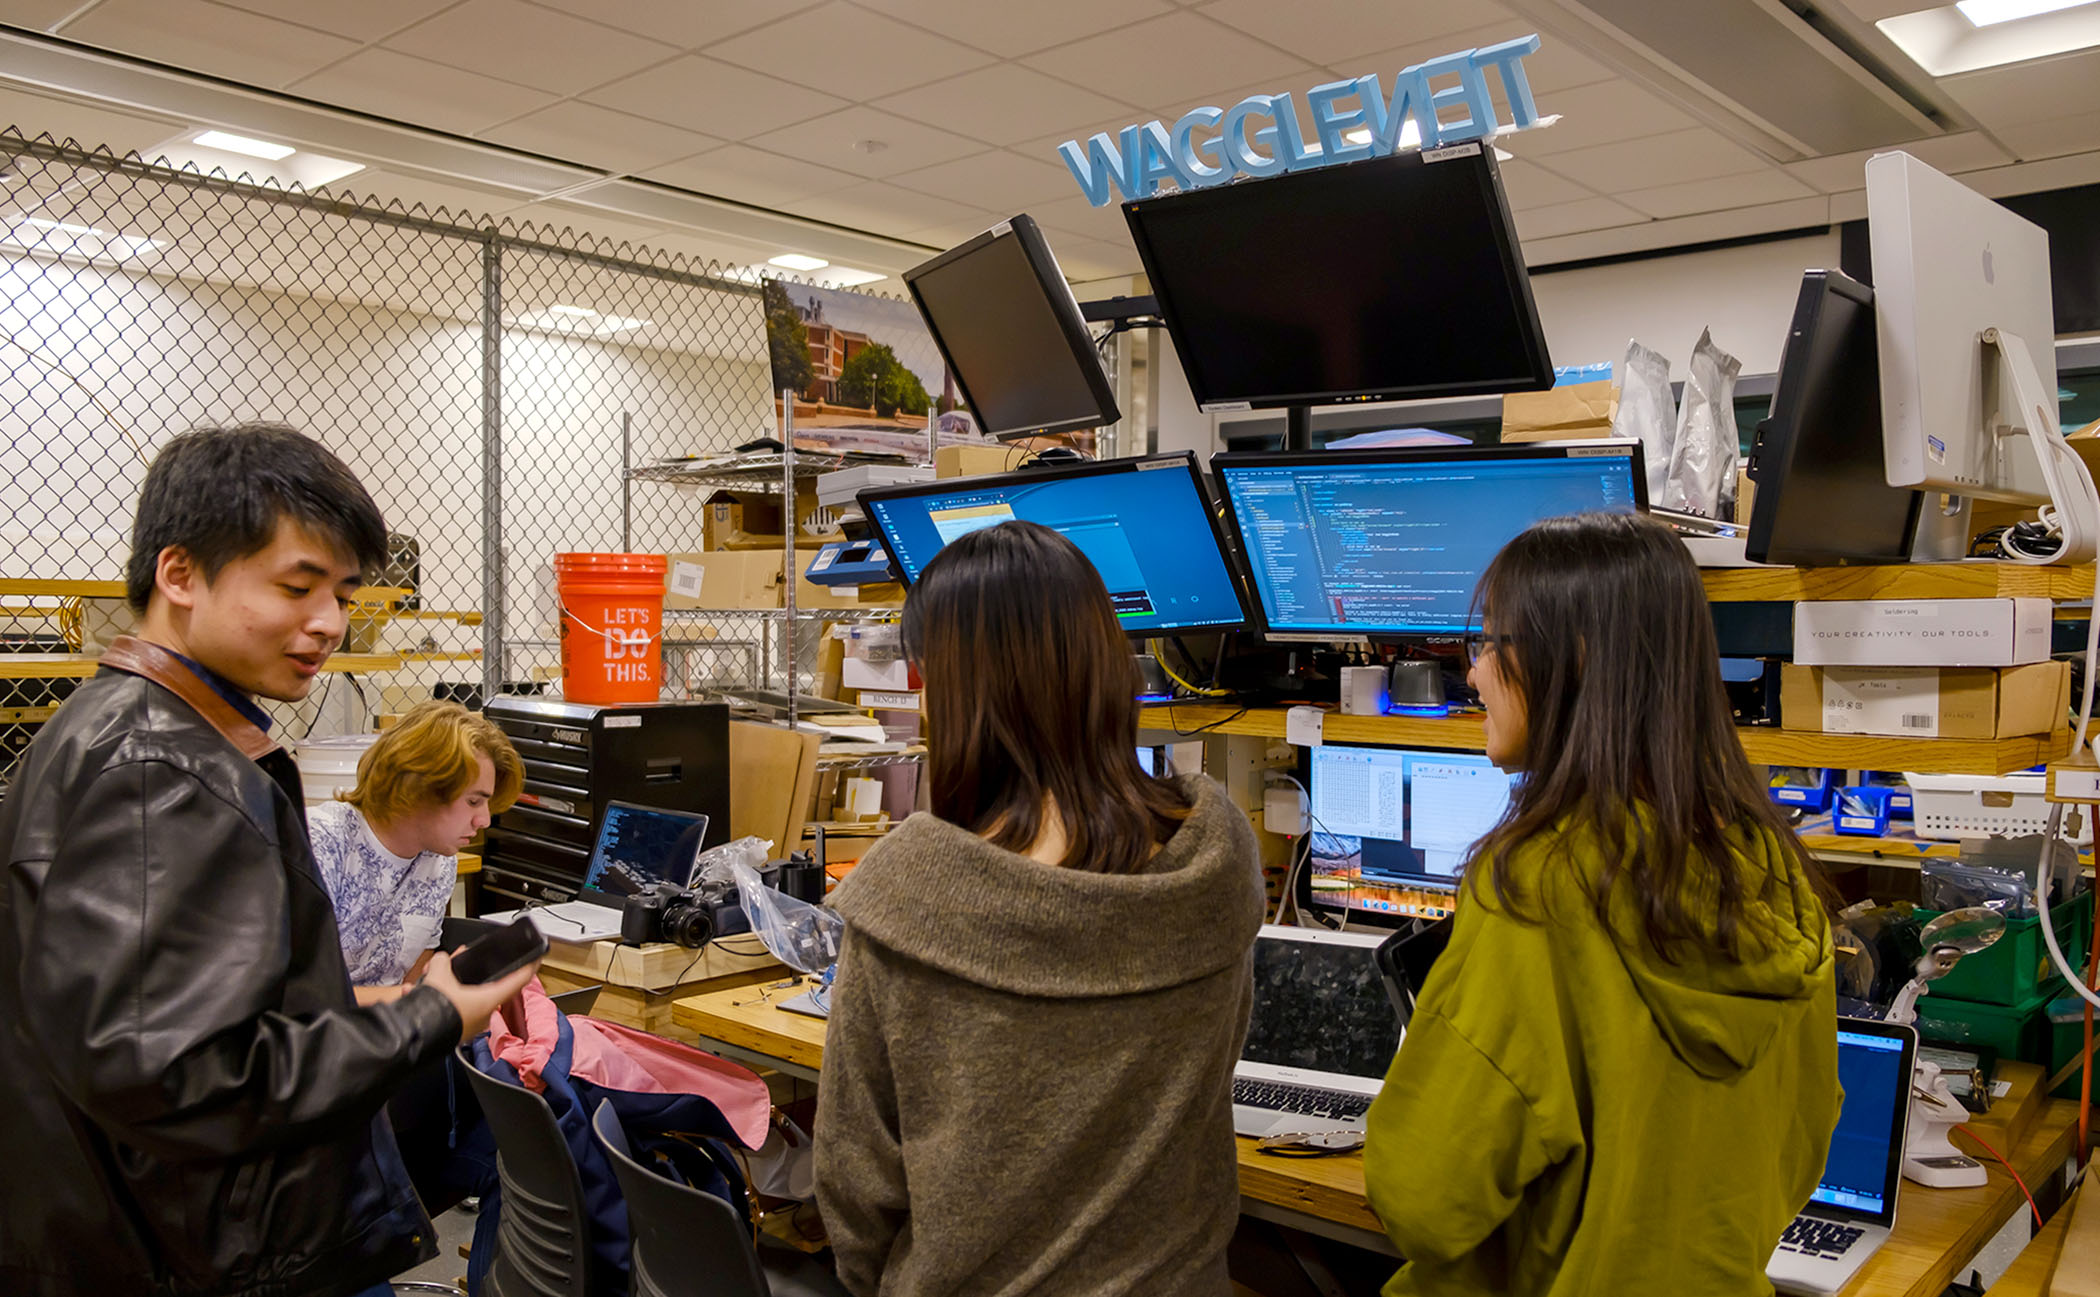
[1952,1123,2042,1228]
[1150,637,1232,697]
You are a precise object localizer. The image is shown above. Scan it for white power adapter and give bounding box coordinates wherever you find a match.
[1263,783,1308,837]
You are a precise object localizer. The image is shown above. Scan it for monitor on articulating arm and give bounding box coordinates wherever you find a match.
[1865,151,2097,564]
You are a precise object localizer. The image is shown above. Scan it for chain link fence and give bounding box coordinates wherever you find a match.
[0,129,793,787]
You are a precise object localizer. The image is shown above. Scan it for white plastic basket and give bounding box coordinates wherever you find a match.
[292,735,381,807]
[1902,771,2093,845]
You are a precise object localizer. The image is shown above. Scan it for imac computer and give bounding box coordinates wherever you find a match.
[1867,151,2096,563]
[902,214,1119,442]
[1745,270,1923,566]
[1303,742,1516,919]
[1211,441,1645,637]
[856,451,1253,637]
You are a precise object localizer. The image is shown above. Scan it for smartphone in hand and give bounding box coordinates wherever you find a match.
[447,916,549,985]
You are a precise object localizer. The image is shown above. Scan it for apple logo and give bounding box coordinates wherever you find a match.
[1983,244,1995,285]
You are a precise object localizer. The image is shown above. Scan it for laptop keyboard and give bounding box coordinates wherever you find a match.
[1232,1078,1371,1122]
[1776,1216,1867,1260]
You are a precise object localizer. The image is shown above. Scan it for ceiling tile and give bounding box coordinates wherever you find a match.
[851,0,1173,58]
[526,0,824,48]
[1513,195,1645,241]
[1497,79,1698,156]
[1194,0,1501,68]
[746,106,982,179]
[0,85,186,156]
[583,55,848,139]
[61,0,361,89]
[1615,167,1817,220]
[893,149,1078,209]
[208,0,452,43]
[320,167,525,219]
[384,0,676,97]
[500,198,671,250]
[872,64,1141,147]
[1940,47,2100,133]
[1050,235,1143,281]
[4,0,96,30]
[1022,11,1317,109]
[1782,131,2014,192]
[290,47,561,135]
[641,144,863,207]
[1995,109,2100,162]
[1028,191,1133,242]
[1536,126,1768,193]
[905,214,1002,249]
[706,3,995,101]
[1497,158,1594,209]
[480,102,721,174]
[1352,22,1613,96]
[792,181,989,239]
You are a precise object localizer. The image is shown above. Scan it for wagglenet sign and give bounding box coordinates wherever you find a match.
[1057,34,1550,207]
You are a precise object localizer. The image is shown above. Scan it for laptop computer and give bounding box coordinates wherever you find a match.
[1231,924,1403,1139]
[485,801,710,943]
[1767,1017,1917,1295]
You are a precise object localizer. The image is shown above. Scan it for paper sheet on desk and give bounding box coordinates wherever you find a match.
[483,901,623,944]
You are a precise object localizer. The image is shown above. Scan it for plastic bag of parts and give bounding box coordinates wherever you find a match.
[1927,842,2044,919]
[733,857,843,975]
[1662,329,1742,519]
[1831,899,1924,1009]
[690,834,772,892]
[1611,339,1676,502]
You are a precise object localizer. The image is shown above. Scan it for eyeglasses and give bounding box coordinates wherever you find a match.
[1463,633,1514,666]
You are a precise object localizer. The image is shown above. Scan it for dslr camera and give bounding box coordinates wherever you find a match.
[619,877,749,949]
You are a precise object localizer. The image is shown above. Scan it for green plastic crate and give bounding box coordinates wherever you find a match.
[2045,994,2097,1099]
[1914,888,2092,1007]
[1915,980,2062,1066]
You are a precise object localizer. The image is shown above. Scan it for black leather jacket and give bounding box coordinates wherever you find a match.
[0,637,461,1297]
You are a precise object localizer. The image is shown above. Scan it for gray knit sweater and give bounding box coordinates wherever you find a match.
[813,775,1266,1297]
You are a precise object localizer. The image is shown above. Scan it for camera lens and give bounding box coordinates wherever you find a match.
[661,901,715,950]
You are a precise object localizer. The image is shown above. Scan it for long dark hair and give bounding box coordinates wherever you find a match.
[1466,512,1834,961]
[901,521,1191,873]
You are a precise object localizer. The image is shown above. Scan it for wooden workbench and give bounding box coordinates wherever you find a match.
[541,936,781,1045]
[671,981,2088,1283]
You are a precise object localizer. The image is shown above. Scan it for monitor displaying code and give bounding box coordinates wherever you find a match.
[1218,450,1641,635]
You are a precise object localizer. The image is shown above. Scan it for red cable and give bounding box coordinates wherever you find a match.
[1954,1123,2042,1228]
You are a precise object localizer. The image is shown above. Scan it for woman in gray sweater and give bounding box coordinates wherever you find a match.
[814,520,1267,1297]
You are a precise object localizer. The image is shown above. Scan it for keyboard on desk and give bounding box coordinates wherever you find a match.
[1232,1077,1372,1122]
[1775,1216,1867,1261]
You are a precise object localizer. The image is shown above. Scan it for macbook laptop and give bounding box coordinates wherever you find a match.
[1767,1018,1917,1295]
[485,801,709,943]
[1232,924,1403,1139]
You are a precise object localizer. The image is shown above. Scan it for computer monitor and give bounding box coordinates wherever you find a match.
[1304,743,1516,913]
[1746,270,1923,566]
[856,451,1252,636]
[1868,151,2059,508]
[580,800,710,899]
[903,214,1118,442]
[1122,145,1552,412]
[1212,442,1645,638]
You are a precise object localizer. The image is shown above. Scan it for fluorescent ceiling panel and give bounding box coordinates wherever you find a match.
[1880,2,2100,72]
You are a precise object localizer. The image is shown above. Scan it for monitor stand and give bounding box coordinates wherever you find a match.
[1286,405,1314,451]
[1910,493,1972,563]
[1980,327,2096,564]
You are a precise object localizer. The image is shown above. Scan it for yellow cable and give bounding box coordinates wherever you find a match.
[1149,638,1233,697]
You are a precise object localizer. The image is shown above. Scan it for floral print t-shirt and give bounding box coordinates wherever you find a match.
[308,800,455,986]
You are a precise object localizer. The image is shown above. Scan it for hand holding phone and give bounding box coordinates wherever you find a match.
[447,916,548,984]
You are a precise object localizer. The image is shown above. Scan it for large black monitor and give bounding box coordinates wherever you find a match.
[1123,145,1553,412]
[1212,441,1646,637]
[1746,270,1922,566]
[902,214,1118,442]
[856,451,1252,636]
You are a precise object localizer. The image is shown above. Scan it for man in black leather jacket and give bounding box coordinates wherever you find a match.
[0,425,537,1297]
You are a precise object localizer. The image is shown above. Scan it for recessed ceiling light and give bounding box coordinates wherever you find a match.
[2,216,159,263]
[770,252,829,271]
[1956,0,2096,25]
[595,315,647,334]
[816,266,886,288]
[547,304,597,317]
[1880,0,2100,72]
[1343,120,1424,149]
[194,130,296,161]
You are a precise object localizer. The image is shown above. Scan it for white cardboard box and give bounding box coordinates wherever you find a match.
[1792,598,2052,667]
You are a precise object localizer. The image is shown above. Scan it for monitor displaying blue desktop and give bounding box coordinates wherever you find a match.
[1813,1026,1910,1217]
[1305,743,1516,911]
[581,801,710,898]
[1214,443,1645,636]
[857,452,1252,636]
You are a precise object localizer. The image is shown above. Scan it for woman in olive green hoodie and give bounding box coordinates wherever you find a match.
[1364,512,1842,1295]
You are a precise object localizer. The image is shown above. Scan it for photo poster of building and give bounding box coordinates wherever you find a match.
[763,279,979,438]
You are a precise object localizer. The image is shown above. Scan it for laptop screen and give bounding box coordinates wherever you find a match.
[1242,932,1402,1080]
[580,802,710,899]
[1810,1025,1912,1223]
[1307,743,1517,914]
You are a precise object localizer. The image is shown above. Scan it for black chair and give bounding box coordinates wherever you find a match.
[456,1046,590,1297]
[589,1100,847,1297]
[547,984,603,1017]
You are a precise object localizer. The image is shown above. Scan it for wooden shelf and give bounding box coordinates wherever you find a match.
[1141,703,2065,776]
[1699,562,2096,603]
[0,705,59,724]
[0,579,126,599]
[0,652,405,678]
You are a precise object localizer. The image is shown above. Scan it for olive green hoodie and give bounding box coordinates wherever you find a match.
[1364,818,1839,1295]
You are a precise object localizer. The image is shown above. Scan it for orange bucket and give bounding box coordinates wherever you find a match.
[554,552,668,705]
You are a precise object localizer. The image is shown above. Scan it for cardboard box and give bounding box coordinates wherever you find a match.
[1792,598,2052,667]
[935,444,1018,479]
[663,551,781,610]
[702,489,825,551]
[1780,661,2070,738]
[1499,379,1618,443]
